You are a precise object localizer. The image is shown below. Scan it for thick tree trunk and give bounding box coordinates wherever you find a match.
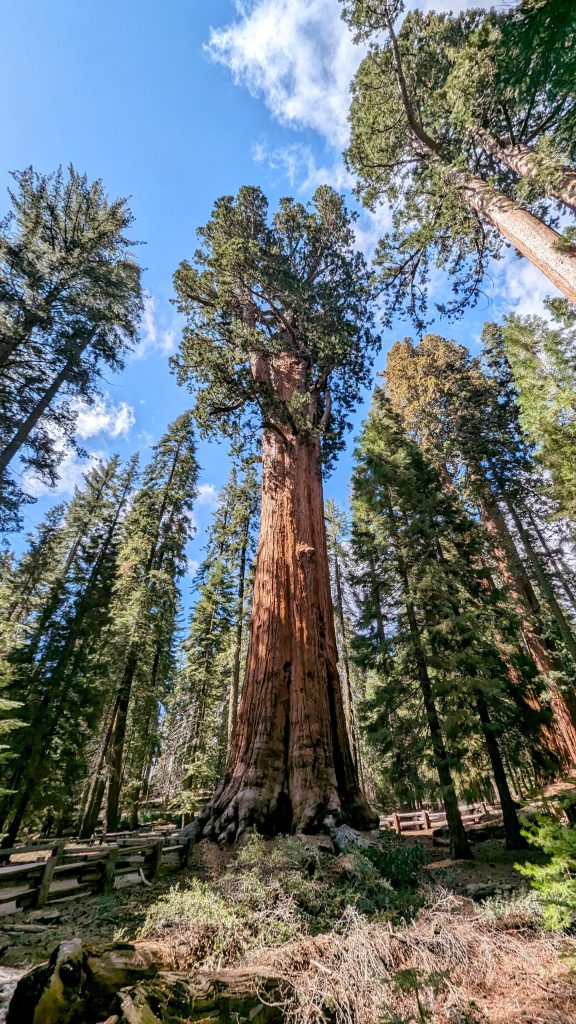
[477,130,576,215]
[480,491,576,763]
[382,10,576,303]
[463,176,576,304]
[197,354,375,843]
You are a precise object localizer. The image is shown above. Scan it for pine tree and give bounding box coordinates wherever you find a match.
[352,391,540,853]
[0,166,142,526]
[86,413,199,833]
[0,455,138,846]
[384,333,576,763]
[340,1,576,324]
[172,185,379,841]
[482,302,576,527]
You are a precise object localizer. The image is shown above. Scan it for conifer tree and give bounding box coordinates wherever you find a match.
[0,455,138,846]
[0,166,142,525]
[352,391,539,852]
[384,333,576,763]
[482,302,576,527]
[172,185,379,841]
[340,1,576,324]
[154,462,259,817]
[94,413,199,832]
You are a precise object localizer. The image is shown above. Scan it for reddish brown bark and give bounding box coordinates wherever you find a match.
[480,493,576,765]
[198,353,376,843]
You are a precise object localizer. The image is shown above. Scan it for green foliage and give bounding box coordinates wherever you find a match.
[482,302,576,527]
[172,185,379,469]
[341,1,576,325]
[0,165,143,527]
[361,834,427,889]
[141,833,427,969]
[517,801,576,928]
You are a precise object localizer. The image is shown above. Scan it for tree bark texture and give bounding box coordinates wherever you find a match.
[477,130,576,215]
[479,492,576,764]
[463,176,576,304]
[197,354,375,842]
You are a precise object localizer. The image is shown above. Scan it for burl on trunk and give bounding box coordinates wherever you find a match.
[198,353,375,843]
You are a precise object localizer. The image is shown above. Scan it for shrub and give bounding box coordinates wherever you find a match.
[516,801,576,929]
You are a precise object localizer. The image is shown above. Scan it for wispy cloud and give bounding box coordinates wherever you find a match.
[24,448,107,498]
[196,482,219,506]
[253,141,353,192]
[133,293,179,360]
[73,395,136,440]
[208,0,364,148]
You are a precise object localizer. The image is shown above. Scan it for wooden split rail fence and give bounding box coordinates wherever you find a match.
[0,829,191,917]
[381,801,501,834]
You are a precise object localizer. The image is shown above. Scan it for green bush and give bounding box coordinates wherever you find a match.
[140,832,428,968]
[516,799,576,929]
[360,832,428,888]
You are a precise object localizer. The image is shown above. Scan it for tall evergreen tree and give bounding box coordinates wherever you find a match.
[153,463,259,818]
[0,455,137,846]
[482,301,576,527]
[91,413,199,833]
[352,391,540,853]
[172,185,379,841]
[384,333,576,762]
[340,1,576,324]
[0,165,142,526]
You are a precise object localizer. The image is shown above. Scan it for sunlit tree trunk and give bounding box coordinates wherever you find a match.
[198,354,375,843]
[477,130,576,215]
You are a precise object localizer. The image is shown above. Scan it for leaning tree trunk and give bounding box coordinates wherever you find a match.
[463,175,576,304]
[197,355,375,843]
[476,130,576,215]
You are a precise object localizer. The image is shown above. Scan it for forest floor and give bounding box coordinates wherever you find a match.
[1,823,575,1022]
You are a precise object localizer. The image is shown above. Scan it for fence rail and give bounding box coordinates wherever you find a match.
[381,801,501,834]
[0,830,191,917]
[1,802,503,915]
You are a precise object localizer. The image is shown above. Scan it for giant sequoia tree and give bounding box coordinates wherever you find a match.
[341,1,576,323]
[172,185,379,841]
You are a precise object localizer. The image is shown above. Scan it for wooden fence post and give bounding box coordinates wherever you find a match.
[422,810,431,830]
[148,839,163,880]
[101,848,119,895]
[393,813,401,835]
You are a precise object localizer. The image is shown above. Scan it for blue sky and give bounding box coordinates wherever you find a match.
[1,0,557,581]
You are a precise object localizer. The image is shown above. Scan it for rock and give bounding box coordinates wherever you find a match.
[330,824,382,853]
[293,833,333,855]
[329,853,359,877]
[5,925,47,935]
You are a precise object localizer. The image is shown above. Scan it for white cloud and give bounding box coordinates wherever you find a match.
[133,293,178,360]
[24,449,106,498]
[196,482,219,506]
[208,0,364,148]
[73,395,136,440]
[208,2,494,152]
[253,141,353,192]
[490,252,560,319]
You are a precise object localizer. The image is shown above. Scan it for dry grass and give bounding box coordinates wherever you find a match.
[240,891,576,1024]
